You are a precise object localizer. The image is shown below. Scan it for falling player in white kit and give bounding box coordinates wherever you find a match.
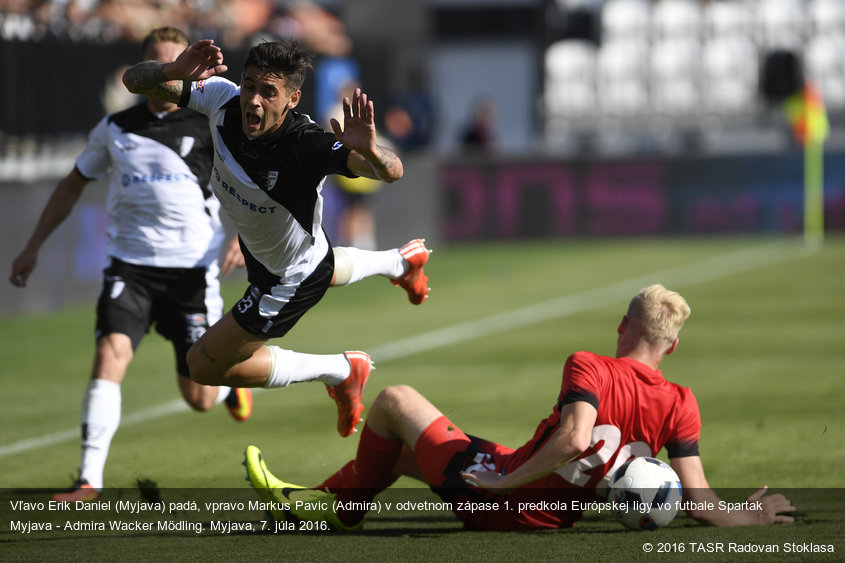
[9,28,250,502]
[122,38,431,439]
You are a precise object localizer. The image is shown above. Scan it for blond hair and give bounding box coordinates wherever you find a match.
[627,284,691,345]
[141,27,190,55]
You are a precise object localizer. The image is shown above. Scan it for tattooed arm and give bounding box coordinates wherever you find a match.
[331,87,404,183]
[347,144,404,183]
[123,39,228,104]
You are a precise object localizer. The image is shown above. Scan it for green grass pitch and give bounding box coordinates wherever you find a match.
[1,236,843,561]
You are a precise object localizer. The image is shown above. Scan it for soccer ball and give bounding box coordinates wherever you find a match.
[608,457,682,531]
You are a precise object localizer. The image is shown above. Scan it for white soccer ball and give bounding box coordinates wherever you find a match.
[608,456,682,531]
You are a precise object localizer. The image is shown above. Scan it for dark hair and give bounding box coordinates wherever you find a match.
[244,39,314,91]
[142,27,190,55]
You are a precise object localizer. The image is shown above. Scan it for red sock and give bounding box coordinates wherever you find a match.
[322,425,402,526]
[318,460,356,491]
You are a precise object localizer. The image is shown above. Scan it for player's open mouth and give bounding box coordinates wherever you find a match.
[246,113,261,128]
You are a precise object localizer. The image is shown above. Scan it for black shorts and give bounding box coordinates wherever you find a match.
[231,247,334,339]
[96,258,223,376]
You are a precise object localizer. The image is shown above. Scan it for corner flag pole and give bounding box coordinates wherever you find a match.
[784,84,828,248]
[804,138,824,249]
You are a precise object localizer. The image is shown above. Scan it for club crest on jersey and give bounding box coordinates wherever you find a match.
[194,80,205,93]
[264,170,279,191]
[179,136,195,157]
[331,141,343,150]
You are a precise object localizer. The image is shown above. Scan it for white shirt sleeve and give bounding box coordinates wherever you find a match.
[186,76,240,116]
[75,116,112,180]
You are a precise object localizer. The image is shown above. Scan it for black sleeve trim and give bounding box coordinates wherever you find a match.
[666,440,700,458]
[178,81,192,108]
[73,165,95,182]
[559,389,599,411]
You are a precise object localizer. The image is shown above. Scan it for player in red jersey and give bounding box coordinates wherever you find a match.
[245,284,796,530]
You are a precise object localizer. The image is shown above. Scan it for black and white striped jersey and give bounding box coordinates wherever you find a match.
[75,103,223,268]
[183,76,355,288]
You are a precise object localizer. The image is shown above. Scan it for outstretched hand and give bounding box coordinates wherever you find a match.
[167,39,228,81]
[748,486,797,524]
[329,88,378,156]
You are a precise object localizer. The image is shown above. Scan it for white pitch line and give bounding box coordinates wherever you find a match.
[368,238,812,362]
[0,400,191,459]
[0,239,812,460]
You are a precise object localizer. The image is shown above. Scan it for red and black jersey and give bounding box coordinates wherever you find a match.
[511,351,701,487]
[494,351,700,529]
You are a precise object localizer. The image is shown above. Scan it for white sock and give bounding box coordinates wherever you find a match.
[333,246,405,286]
[79,379,121,491]
[215,386,232,405]
[264,346,350,387]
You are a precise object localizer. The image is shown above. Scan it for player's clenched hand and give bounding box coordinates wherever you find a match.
[10,250,36,287]
[460,470,512,495]
[165,39,228,81]
[748,486,797,524]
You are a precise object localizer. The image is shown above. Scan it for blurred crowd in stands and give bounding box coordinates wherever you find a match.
[0,0,439,188]
[0,0,351,54]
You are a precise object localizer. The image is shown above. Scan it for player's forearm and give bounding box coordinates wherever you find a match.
[500,444,583,491]
[25,175,84,252]
[483,430,585,493]
[122,61,183,104]
[363,145,403,183]
[492,406,593,491]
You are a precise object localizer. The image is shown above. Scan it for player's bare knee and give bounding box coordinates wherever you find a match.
[374,385,417,411]
[182,392,215,412]
[185,399,211,412]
